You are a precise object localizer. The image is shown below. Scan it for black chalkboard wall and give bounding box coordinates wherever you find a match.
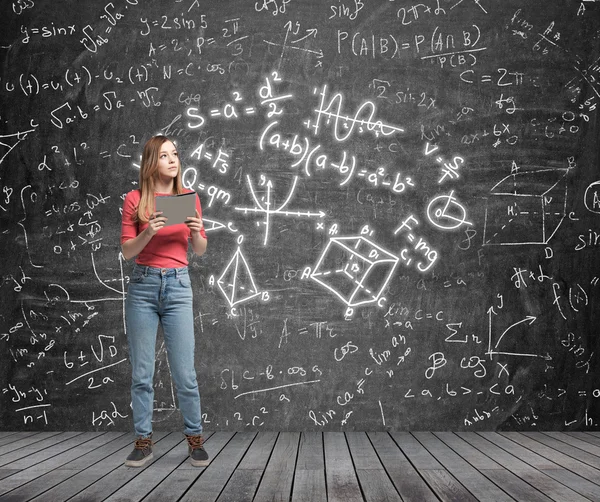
[1,0,599,432]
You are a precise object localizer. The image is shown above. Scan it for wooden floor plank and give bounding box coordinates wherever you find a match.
[391,431,478,502]
[419,469,479,502]
[293,469,328,502]
[142,432,233,502]
[8,432,107,471]
[477,433,592,502]
[355,468,402,502]
[216,469,263,502]
[61,433,130,470]
[0,430,598,501]
[216,432,279,502]
[457,432,561,497]
[565,432,600,448]
[258,431,299,472]
[323,432,356,472]
[434,432,502,470]
[0,471,19,483]
[368,432,438,502]
[540,467,600,501]
[0,432,127,501]
[480,470,553,502]
[0,432,46,453]
[252,432,299,502]
[59,431,173,502]
[414,432,514,502]
[0,432,40,448]
[292,433,326,502]
[295,431,324,470]
[438,433,552,502]
[237,431,278,470]
[389,432,445,469]
[546,432,600,456]
[26,432,137,502]
[0,432,109,497]
[526,432,600,468]
[346,432,402,502]
[478,433,557,469]
[140,469,201,502]
[346,432,384,470]
[502,432,600,480]
[323,432,363,502]
[0,431,72,464]
[179,432,257,502]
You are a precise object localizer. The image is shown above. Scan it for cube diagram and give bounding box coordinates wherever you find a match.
[310,236,399,307]
[483,169,568,246]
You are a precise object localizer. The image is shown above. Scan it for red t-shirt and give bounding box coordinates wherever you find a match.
[121,189,207,268]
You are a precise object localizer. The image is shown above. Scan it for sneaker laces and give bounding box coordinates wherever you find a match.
[186,435,204,450]
[134,437,153,450]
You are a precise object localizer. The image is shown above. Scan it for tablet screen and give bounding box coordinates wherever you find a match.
[155,192,196,226]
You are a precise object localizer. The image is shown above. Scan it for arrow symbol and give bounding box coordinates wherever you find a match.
[291,28,318,44]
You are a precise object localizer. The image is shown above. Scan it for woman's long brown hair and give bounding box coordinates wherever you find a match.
[135,135,185,223]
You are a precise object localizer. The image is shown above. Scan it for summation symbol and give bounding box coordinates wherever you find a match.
[234,175,325,246]
[308,232,399,316]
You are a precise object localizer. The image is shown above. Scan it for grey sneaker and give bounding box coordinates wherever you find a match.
[124,435,153,467]
[186,434,209,466]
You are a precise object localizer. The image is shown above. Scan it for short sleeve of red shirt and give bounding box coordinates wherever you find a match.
[121,189,207,268]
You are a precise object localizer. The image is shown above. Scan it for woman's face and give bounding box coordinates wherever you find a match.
[156,140,180,182]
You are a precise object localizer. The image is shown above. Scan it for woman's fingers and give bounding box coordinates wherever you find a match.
[185,213,203,234]
[147,212,167,235]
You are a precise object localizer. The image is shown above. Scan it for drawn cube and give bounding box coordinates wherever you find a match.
[483,170,568,246]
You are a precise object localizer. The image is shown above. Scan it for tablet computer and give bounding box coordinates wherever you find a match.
[155,192,196,226]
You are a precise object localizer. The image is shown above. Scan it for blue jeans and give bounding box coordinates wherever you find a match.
[125,264,202,438]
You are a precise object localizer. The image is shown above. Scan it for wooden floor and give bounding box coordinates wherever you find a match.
[0,431,599,501]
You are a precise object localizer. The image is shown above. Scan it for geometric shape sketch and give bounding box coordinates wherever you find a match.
[217,247,261,307]
[310,235,399,308]
[483,168,568,246]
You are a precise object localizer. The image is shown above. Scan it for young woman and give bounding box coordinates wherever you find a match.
[121,135,208,467]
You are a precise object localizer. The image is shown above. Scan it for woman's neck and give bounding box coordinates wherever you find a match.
[154,180,174,194]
